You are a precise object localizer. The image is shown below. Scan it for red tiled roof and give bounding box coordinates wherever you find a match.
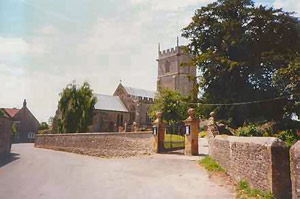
[3,108,20,118]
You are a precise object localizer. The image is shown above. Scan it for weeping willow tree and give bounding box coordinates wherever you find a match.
[57,82,97,133]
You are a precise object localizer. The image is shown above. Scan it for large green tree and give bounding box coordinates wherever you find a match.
[182,0,300,126]
[58,82,97,133]
[274,56,300,118]
[148,88,188,125]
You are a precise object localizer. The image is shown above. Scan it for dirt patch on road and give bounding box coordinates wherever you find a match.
[198,165,237,197]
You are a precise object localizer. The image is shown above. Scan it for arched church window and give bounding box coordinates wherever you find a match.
[165,61,170,73]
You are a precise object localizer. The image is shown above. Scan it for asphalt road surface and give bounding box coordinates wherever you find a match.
[0,143,234,199]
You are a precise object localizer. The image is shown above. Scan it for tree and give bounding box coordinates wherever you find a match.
[0,109,4,117]
[39,122,49,130]
[48,117,54,126]
[274,56,300,118]
[148,88,188,124]
[182,0,300,126]
[58,82,97,133]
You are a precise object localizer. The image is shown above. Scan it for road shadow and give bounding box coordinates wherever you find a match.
[0,153,20,168]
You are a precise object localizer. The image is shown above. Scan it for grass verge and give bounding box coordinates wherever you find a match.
[199,157,274,199]
[236,180,274,199]
[198,156,225,172]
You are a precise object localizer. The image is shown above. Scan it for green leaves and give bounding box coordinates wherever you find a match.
[182,0,300,126]
[148,89,188,125]
[58,82,97,133]
[39,122,49,130]
[0,109,4,117]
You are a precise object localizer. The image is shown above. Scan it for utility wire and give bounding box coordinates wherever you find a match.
[184,93,300,106]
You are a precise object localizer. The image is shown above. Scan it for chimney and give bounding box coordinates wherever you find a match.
[23,99,27,107]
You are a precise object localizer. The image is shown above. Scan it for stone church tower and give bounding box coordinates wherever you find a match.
[156,41,196,97]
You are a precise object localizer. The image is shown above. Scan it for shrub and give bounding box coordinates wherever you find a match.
[275,130,298,148]
[235,124,263,137]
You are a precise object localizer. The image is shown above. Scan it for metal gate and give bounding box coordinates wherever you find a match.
[163,122,185,152]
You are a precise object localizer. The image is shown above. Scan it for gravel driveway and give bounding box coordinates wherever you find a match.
[0,143,234,199]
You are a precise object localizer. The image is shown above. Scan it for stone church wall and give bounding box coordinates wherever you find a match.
[93,110,130,132]
[157,46,196,97]
[208,135,291,199]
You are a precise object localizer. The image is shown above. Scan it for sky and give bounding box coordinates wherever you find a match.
[0,0,299,122]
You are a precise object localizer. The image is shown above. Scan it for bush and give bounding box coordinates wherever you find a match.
[235,125,263,137]
[275,130,298,148]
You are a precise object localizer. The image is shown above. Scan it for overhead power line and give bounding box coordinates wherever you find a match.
[185,93,300,106]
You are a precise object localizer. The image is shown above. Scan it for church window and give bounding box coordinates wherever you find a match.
[165,61,170,73]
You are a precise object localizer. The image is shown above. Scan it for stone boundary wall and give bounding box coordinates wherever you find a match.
[0,117,11,160]
[209,135,291,199]
[290,141,300,199]
[35,132,152,158]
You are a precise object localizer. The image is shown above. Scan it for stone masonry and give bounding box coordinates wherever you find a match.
[209,136,291,199]
[0,117,12,160]
[291,141,300,199]
[157,45,196,97]
[206,112,291,199]
[35,132,152,158]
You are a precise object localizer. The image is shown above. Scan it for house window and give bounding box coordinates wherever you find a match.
[165,61,170,73]
[28,132,35,139]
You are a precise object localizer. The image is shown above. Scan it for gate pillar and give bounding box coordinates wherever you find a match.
[152,112,165,153]
[184,108,199,156]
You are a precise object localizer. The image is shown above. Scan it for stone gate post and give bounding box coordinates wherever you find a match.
[152,112,165,153]
[291,141,300,199]
[184,108,199,156]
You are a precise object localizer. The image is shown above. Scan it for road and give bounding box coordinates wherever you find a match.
[0,143,234,199]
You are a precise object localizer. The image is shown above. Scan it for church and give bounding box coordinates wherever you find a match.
[92,43,196,132]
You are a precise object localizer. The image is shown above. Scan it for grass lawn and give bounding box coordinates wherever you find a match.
[164,133,185,149]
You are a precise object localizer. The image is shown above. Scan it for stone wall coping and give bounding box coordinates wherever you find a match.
[36,132,152,137]
[215,135,286,147]
[291,140,300,153]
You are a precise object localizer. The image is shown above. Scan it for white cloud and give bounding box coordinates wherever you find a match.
[36,25,58,35]
[0,0,212,122]
[0,37,30,55]
[0,37,46,56]
[131,0,214,11]
[274,0,300,15]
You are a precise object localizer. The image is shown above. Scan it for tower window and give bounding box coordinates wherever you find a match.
[165,61,170,73]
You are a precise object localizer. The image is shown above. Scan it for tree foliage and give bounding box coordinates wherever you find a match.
[148,88,188,124]
[182,0,300,126]
[274,56,300,117]
[58,82,97,133]
[39,122,49,130]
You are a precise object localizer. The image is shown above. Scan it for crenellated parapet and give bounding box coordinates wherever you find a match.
[159,46,184,59]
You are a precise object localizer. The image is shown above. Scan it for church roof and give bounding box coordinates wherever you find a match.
[95,94,129,113]
[123,86,156,99]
